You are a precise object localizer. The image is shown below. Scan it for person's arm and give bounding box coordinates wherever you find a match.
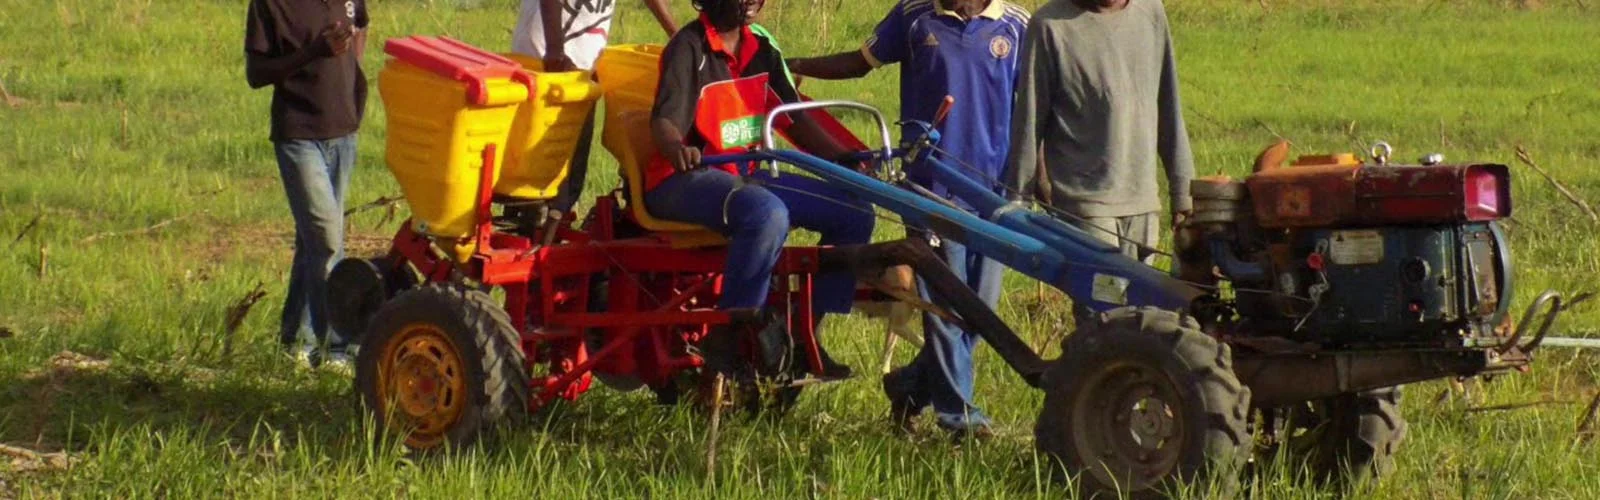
[765,56,854,161]
[787,52,873,81]
[540,0,576,71]
[243,1,305,88]
[352,30,367,61]
[652,117,700,171]
[641,0,679,36]
[246,26,349,88]
[788,2,907,81]
[1154,18,1195,217]
[1002,19,1054,200]
[247,49,321,89]
[651,37,701,171]
[353,0,369,61]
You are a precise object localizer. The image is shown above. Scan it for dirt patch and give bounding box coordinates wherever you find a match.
[21,351,112,404]
[346,232,394,257]
[0,96,86,111]
[5,351,108,475]
[198,225,288,265]
[0,442,75,474]
[24,351,111,382]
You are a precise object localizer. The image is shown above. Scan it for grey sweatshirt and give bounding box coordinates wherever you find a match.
[1003,0,1195,217]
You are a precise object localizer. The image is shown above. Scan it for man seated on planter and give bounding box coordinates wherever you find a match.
[646,0,872,379]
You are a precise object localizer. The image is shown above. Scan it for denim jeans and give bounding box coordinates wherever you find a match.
[274,135,356,354]
[884,231,1004,430]
[643,169,875,314]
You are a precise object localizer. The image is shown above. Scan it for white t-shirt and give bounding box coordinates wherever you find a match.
[512,0,616,70]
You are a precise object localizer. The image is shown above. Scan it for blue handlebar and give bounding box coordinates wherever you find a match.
[700,149,907,169]
[700,152,777,167]
[691,137,1202,313]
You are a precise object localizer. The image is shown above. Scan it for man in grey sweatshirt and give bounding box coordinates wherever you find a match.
[1003,0,1195,323]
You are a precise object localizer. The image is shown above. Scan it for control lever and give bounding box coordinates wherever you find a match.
[933,95,955,127]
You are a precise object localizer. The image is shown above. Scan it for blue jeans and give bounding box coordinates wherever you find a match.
[884,232,1004,430]
[644,169,874,315]
[274,135,356,353]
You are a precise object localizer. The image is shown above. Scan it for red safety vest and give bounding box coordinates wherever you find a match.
[644,73,786,191]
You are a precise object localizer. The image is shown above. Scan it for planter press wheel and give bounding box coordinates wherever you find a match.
[1035,307,1251,498]
[578,207,654,392]
[651,310,806,417]
[328,256,419,347]
[1261,387,1407,488]
[723,309,809,416]
[355,284,529,451]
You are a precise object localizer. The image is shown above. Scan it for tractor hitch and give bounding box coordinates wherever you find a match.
[1505,290,1594,355]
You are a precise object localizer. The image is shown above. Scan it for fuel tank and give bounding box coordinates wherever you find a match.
[1246,155,1511,229]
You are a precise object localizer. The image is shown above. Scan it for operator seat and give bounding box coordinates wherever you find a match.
[601,109,729,248]
[595,44,732,248]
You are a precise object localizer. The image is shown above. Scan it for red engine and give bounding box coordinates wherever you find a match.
[1246,156,1511,228]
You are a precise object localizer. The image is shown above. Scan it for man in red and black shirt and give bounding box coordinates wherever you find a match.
[245,0,369,369]
[646,0,874,378]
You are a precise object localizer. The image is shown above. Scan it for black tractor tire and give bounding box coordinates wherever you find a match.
[355,284,529,452]
[1035,306,1251,498]
[1277,387,1408,488]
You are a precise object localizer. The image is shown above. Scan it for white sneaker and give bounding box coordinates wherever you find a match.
[321,351,355,376]
[283,343,316,368]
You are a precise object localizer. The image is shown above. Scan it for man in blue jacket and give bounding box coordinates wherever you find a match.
[789,0,1030,439]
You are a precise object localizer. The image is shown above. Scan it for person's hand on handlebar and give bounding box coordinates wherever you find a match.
[667,143,702,172]
[651,117,701,172]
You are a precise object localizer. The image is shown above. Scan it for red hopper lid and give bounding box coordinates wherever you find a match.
[384,35,533,105]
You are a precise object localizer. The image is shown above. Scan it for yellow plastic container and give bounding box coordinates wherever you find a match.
[380,60,527,240]
[594,45,665,182]
[595,44,664,118]
[497,54,603,200]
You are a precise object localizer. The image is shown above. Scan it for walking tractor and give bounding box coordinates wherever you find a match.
[332,36,1582,495]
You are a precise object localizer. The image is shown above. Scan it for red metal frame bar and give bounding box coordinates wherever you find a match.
[795,273,822,375]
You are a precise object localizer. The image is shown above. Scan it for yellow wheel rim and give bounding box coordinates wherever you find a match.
[376,323,468,450]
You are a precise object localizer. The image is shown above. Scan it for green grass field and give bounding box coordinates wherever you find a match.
[4,0,1600,497]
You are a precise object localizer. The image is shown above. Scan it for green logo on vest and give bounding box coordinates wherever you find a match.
[719,116,762,149]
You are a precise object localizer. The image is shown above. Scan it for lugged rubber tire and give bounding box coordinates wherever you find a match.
[355,283,529,452]
[1035,306,1251,498]
[1288,387,1408,487]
